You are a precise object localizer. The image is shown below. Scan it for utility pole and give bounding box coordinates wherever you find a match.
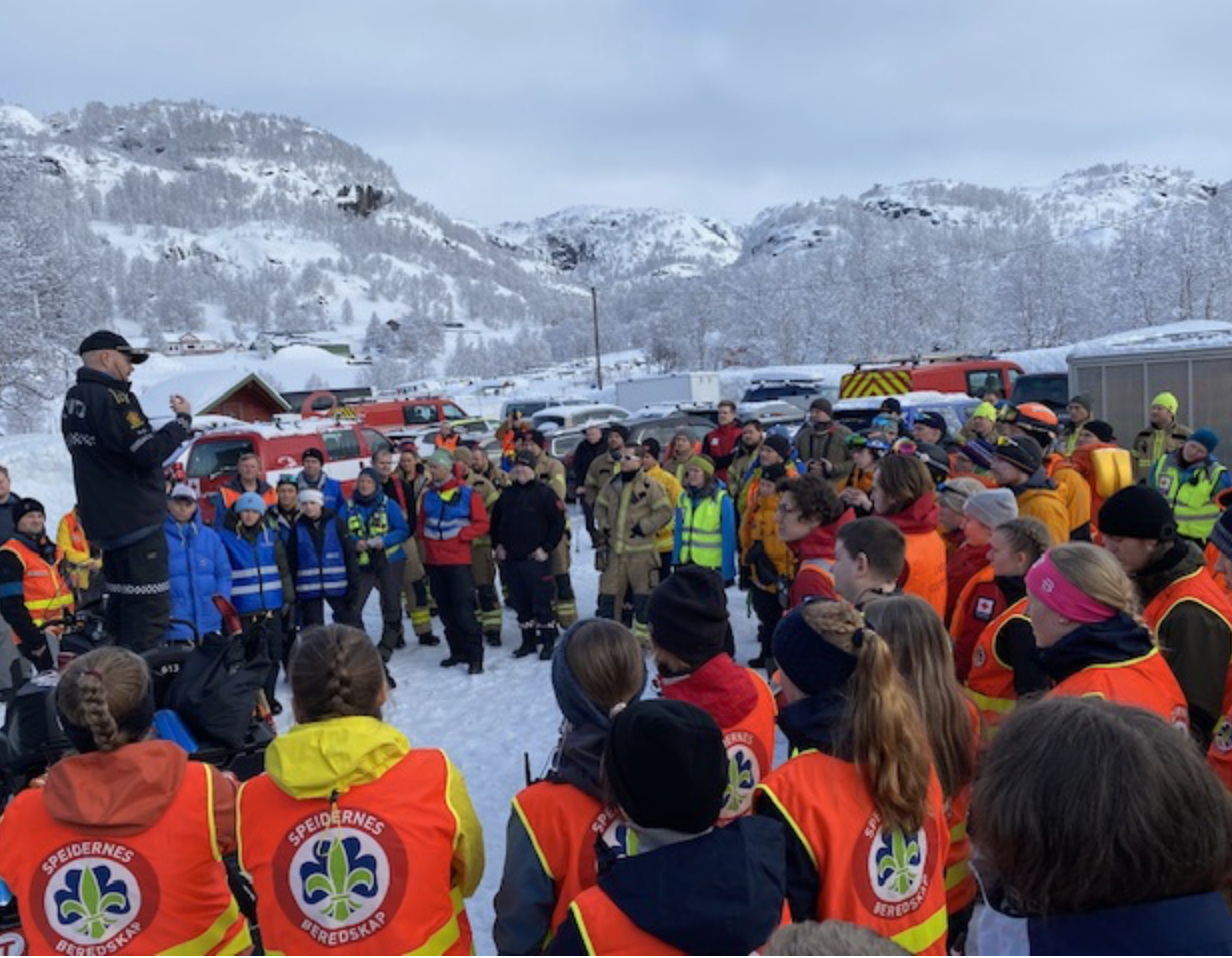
[591,286,603,389]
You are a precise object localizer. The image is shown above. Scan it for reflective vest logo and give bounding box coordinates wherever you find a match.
[852,811,937,919]
[721,731,763,821]
[30,842,159,950]
[974,597,995,621]
[591,805,637,857]
[1213,717,1232,754]
[972,645,987,669]
[1157,473,1173,494]
[273,810,408,948]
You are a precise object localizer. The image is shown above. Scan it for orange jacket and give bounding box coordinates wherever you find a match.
[740,478,797,591]
[756,752,950,955]
[964,597,1029,737]
[1045,454,1092,537]
[1014,486,1071,546]
[902,531,949,621]
[0,749,250,956]
[0,536,74,634]
[1048,647,1189,727]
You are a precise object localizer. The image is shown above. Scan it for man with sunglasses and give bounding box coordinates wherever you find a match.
[62,330,191,651]
[594,442,673,644]
[989,433,1070,546]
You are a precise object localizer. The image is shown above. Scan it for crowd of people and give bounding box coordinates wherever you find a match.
[1,330,1232,954]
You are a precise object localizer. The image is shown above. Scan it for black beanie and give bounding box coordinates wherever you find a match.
[1083,420,1115,443]
[992,434,1043,475]
[763,434,792,461]
[1098,486,1176,541]
[605,699,726,833]
[646,565,729,668]
[12,498,46,526]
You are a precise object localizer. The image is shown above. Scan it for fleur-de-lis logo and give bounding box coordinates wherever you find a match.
[875,829,923,897]
[723,748,757,815]
[300,836,380,922]
[54,865,131,940]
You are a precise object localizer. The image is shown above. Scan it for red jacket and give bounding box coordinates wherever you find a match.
[787,512,854,607]
[417,477,490,566]
[703,422,743,482]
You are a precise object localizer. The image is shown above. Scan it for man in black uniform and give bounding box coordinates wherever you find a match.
[61,330,192,651]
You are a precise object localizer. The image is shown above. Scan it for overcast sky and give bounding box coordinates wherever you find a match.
[4,1,1232,226]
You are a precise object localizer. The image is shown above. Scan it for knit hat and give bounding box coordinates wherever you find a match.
[425,449,454,470]
[646,565,730,668]
[514,449,538,468]
[609,422,631,441]
[880,397,902,415]
[810,397,833,414]
[992,434,1044,475]
[297,489,325,507]
[1210,509,1232,562]
[960,438,996,469]
[301,446,325,464]
[914,411,947,435]
[1151,392,1179,415]
[686,454,715,476]
[1069,394,1094,414]
[169,483,198,502]
[972,401,998,422]
[937,477,986,514]
[772,605,859,696]
[234,491,267,514]
[11,498,45,525]
[550,622,646,733]
[451,446,475,468]
[1083,420,1116,443]
[763,434,792,461]
[1190,428,1219,454]
[915,442,951,481]
[642,437,662,460]
[604,699,726,833]
[276,473,298,489]
[964,488,1019,529]
[1098,486,1176,541]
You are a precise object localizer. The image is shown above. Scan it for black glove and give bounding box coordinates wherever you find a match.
[595,546,610,572]
[21,636,55,672]
[630,523,645,539]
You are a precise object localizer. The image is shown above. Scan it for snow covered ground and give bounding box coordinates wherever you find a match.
[0,430,762,953]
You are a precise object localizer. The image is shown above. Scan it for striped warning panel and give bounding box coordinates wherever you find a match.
[839,369,913,399]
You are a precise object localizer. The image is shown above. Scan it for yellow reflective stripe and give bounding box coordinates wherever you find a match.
[157,898,247,955]
[1080,647,1160,671]
[964,687,1015,714]
[568,901,599,957]
[26,594,73,610]
[511,795,556,881]
[406,887,465,955]
[945,858,972,892]
[203,765,222,862]
[752,784,818,869]
[949,819,967,844]
[215,923,254,956]
[890,904,949,954]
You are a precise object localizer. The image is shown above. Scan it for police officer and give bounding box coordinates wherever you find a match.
[62,331,192,652]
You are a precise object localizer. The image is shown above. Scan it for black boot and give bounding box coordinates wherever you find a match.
[384,666,398,690]
[512,626,538,658]
[418,633,441,646]
[537,625,558,661]
[485,631,503,648]
[440,655,465,668]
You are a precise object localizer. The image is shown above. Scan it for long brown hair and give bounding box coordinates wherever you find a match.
[58,647,152,752]
[290,624,386,722]
[565,619,645,713]
[863,595,977,801]
[800,601,932,833]
[874,455,934,515]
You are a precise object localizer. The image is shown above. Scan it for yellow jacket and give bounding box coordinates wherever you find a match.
[645,464,683,552]
[56,508,94,591]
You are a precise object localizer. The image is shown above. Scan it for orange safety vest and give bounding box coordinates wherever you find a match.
[0,537,74,631]
[901,530,948,620]
[238,748,474,955]
[565,888,686,956]
[963,597,1029,738]
[943,697,981,917]
[511,782,627,942]
[717,670,778,823]
[0,761,250,956]
[1210,677,1232,791]
[220,484,278,510]
[1048,647,1190,729]
[948,566,1004,682]
[436,433,460,452]
[755,752,950,955]
[792,557,838,607]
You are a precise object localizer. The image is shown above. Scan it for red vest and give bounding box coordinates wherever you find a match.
[948,566,1003,682]
[791,558,838,608]
[964,597,1029,738]
[511,782,627,940]
[1049,648,1190,729]
[717,670,779,823]
[238,749,473,955]
[943,698,981,917]
[0,761,250,956]
[756,752,950,955]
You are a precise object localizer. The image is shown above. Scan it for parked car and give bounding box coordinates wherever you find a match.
[303,392,471,437]
[532,403,630,432]
[175,420,393,522]
[1011,372,1070,417]
[500,397,590,421]
[420,417,501,449]
[741,378,829,405]
[839,355,1024,401]
[737,400,808,430]
[832,391,979,437]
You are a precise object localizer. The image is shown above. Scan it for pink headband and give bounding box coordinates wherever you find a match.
[1025,553,1116,624]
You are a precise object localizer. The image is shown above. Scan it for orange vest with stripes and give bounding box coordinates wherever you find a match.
[1048,647,1190,729]
[564,889,685,956]
[948,566,1003,682]
[0,537,74,631]
[964,597,1029,737]
[0,761,250,956]
[238,749,473,955]
[511,782,627,941]
[717,670,778,823]
[901,530,948,620]
[755,752,950,955]
[943,697,981,917]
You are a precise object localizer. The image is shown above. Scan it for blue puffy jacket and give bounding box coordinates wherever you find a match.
[164,512,232,642]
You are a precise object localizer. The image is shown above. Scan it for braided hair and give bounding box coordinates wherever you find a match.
[57,648,152,753]
[290,624,386,722]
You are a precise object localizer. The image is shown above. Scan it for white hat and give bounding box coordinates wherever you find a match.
[298,489,325,507]
[170,483,198,502]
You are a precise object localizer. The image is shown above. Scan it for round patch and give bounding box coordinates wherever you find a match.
[972,645,987,669]
[852,810,939,920]
[1213,718,1232,753]
[593,805,636,857]
[29,842,159,950]
[273,808,407,947]
[720,731,765,822]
